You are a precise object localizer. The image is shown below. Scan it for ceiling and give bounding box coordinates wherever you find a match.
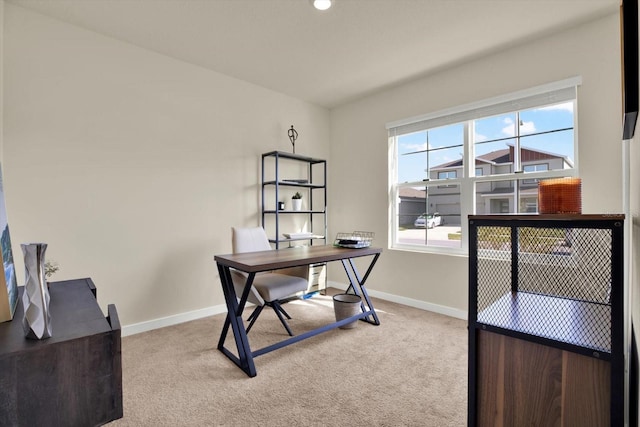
[7,0,620,108]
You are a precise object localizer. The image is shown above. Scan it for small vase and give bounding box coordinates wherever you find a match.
[21,243,52,339]
[292,199,302,211]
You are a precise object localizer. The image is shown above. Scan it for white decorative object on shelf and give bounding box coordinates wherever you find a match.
[291,192,303,211]
[283,232,314,239]
[21,243,52,340]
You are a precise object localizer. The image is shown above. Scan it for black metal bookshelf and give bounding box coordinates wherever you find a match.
[261,151,327,249]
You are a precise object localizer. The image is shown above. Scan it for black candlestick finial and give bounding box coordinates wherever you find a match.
[288,125,298,154]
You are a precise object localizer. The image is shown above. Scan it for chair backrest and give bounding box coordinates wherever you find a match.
[230,227,273,306]
[232,227,272,254]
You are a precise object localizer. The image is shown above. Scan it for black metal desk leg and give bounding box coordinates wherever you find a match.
[341,253,380,325]
[216,264,257,377]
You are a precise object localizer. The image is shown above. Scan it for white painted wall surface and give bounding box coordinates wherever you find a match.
[3,4,330,327]
[1,5,624,331]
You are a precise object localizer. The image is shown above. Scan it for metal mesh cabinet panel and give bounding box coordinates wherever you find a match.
[476,225,614,352]
[467,214,625,427]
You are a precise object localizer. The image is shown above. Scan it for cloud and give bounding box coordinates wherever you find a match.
[537,101,573,113]
[401,142,429,151]
[475,132,488,142]
[502,117,536,136]
[502,117,516,136]
[520,120,536,133]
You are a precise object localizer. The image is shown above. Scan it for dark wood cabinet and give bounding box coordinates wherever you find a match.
[0,278,122,426]
[468,215,624,427]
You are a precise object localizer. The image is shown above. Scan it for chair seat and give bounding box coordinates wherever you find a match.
[230,226,310,336]
[253,272,308,302]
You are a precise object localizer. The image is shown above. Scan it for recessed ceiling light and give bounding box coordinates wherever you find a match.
[312,0,332,11]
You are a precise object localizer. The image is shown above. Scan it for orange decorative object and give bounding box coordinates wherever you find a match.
[538,178,582,214]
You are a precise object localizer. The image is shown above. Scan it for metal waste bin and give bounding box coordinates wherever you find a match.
[332,294,362,329]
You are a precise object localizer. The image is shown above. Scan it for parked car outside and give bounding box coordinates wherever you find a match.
[414,212,444,229]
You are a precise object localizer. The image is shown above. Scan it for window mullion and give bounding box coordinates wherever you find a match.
[514,111,521,173]
[461,120,474,253]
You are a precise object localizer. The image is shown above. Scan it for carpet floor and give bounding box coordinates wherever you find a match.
[108,289,468,426]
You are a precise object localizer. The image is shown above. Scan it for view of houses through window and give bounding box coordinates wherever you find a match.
[388,80,579,253]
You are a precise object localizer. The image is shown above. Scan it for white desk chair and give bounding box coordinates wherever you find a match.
[230,227,309,336]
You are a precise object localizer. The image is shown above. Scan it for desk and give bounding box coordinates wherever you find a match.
[215,245,382,377]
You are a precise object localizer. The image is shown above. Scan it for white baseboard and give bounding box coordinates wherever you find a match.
[121,283,467,337]
[327,280,468,321]
[121,304,228,337]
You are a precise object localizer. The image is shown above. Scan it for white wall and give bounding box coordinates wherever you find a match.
[330,13,623,313]
[1,5,625,332]
[2,4,330,327]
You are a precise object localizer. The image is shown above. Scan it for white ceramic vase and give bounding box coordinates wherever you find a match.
[292,198,302,211]
[21,243,52,339]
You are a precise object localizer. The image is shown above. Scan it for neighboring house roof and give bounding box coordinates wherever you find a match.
[478,148,511,164]
[432,145,572,170]
[399,187,426,199]
[434,159,463,169]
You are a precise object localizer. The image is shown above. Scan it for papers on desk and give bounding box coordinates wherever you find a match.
[333,231,374,248]
[283,232,315,239]
[335,240,371,249]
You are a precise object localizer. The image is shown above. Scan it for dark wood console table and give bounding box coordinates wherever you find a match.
[0,278,122,426]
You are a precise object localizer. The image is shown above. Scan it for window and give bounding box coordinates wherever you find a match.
[388,77,579,254]
[523,164,550,173]
[438,171,457,179]
[437,170,457,188]
[523,163,549,184]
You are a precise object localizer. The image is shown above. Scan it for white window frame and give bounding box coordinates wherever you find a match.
[387,77,581,255]
[523,163,550,184]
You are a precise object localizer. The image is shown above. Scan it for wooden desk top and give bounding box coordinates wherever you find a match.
[215,245,382,273]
